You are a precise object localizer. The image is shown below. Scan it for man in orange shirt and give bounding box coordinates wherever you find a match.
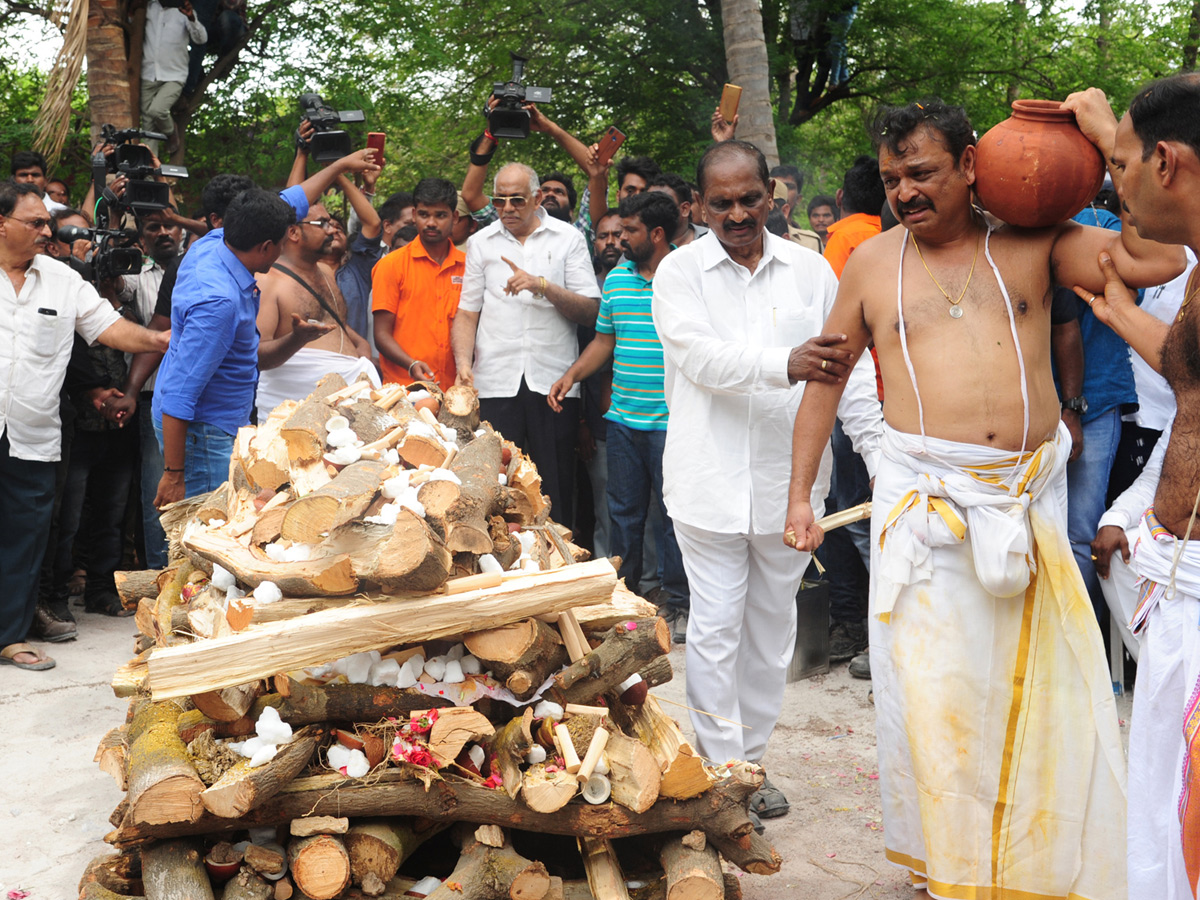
[823,155,885,278]
[372,177,464,390]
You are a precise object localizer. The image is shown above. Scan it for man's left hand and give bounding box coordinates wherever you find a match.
[788,334,853,383]
[501,257,541,297]
[290,313,336,344]
[1062,88,1119,152]
[100,390,137,426]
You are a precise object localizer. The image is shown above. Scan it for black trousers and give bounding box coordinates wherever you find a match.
[480,378,579,528]
[0,431,57,647]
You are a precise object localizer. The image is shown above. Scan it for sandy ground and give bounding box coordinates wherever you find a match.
[0,608,1132,900]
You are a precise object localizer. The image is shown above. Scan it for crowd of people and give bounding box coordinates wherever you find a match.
[3,71,1200,900]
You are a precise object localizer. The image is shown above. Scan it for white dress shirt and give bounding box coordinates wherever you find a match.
[459,210,601,399]
[0,256,122,461]
[142,0,207,83]
[653,230,883,535]
[125,258,168,391]
[1127,249,1195,431]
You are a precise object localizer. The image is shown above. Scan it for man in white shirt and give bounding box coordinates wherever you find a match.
[0,183,169,670]
[141,0,207,156]
[452,162,601,525]
[652,141,883,827]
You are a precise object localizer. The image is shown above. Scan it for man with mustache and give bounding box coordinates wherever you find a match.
[651,140,884,830]
[785,98,1185,898]
[255,200,377,421]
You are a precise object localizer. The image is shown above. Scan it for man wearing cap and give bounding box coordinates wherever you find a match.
[772,180,822,252]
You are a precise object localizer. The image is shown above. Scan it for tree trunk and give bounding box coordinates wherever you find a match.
[1185,0,1200,70]
[721,0,779,165]
[87,0,136,140]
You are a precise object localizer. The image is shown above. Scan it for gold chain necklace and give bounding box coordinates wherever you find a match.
[1177,268,1200,324]
[909,227,980,319]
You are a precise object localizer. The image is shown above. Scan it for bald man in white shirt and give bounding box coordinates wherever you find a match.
[652,141,883,827]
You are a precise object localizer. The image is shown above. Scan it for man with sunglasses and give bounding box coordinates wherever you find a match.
[453,162,601,527]
[0,182,170,671]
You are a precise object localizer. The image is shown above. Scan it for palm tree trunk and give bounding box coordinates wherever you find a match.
[721,0,780,165]
[86,0,135,138]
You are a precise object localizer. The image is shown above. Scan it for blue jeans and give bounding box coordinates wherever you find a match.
[139,398,168,568]
[1067,407,1122,621]
[605,421,688,610]
[154,418,236,498]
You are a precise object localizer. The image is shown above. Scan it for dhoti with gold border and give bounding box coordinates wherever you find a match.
[869,423,1126,899]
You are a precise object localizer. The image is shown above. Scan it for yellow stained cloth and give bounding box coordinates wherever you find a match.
[870,424,1127,900]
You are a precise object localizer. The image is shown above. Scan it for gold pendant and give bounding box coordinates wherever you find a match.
[949,306,964,319]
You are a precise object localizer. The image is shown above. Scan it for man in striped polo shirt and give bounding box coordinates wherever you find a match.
[548,191,690,642]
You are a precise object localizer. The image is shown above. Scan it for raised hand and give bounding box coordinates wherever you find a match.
[501,256,541,296]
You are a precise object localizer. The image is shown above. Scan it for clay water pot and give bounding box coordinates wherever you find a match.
[974,99,1106,229]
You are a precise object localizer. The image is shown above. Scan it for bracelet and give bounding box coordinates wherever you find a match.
[536,276,547,298]
[408,360,424,375]
[164,466,184,473]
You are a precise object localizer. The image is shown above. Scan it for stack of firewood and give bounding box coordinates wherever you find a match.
[80,375,782,900]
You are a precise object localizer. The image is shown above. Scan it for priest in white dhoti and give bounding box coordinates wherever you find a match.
[785,91,1184,898]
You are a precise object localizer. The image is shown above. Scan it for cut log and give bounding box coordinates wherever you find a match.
[273,878,293,900]
[288,457,332,497]
[578,838,629,900]
[107,765,776,875]
[145,559,618,701]
[281,460,387,544]
[289,834,351,900]
[660,832,723,900]
[116,568,170,609]
[255,678,453,727]
[638,655,674,690]
[176,709,256,745]
[182,529,358,597]
[140,839,214,900]
[243,842,287,877]
[80,884,144,900]
[221,867,272,900]
[200,726,319,818]
[153,565,195,647]
[242,402,297,491]
[571,582,657,633]
[442,432,507,554]
[251,502,292,547]
[342,398,399,444]
[437,385,480,441]
[553,618,671,706]
[125,700,205,826]
[464,618,568,701]
[113,650,151,698]
[280,374,346,462]
[603,733,660,814]
[79,851,143,899]
[521,764,578,813]
[424,829,550,900]
[95,726,129,791]
[291,816,349,837]
[343,819,447,894]
[625,697,715,801]
[506,452,549,524]
[397,431,448,468]
[489,709,534,800]
[428,707,495,768]
[192,682,260,723]
[324,513,452,592]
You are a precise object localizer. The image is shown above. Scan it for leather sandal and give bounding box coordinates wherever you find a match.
[0,642,56,670]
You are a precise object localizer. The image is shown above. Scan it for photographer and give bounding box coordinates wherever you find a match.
[141,0,207,157]
[151,148,379,510]
[0,182,169,671]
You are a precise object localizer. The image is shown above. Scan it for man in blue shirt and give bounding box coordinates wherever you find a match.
[152,149,379,507]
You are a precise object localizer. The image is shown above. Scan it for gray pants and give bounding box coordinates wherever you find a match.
[140,79,184,151]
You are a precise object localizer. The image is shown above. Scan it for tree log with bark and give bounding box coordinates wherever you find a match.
[125,699,205,827]
[437,385,481,442]
[182,528,358,597]
[343,819,448,896]
[423,826,550,900]
[199,726,320,818]
[324,512,452,592]
[464,618,568,701]
[552,618,670,706]
[281,460,387,544]
[140,839,214,900]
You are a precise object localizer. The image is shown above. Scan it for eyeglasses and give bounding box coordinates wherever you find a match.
[8,216,52,231]
[299,218,337,230]
[492,195,529,209]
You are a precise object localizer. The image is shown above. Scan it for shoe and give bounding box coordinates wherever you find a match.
[849,650,871,680]
[829,620,868,663]
[749,777,790,819]
[43,593,75,623]
[670,608,688,645]
[85,590,134,618]
[32,605,77,643]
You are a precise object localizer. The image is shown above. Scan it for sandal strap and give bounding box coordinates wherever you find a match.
[2,642,39,659]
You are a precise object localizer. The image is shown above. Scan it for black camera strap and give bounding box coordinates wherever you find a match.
[271,263,348,334]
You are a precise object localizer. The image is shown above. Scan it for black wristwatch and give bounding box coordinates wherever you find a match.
[1061,396,1088,414]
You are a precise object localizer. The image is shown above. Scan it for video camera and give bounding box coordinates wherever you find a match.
[55,223,143,281]
[299,93,366,163]
[489,53,552,140]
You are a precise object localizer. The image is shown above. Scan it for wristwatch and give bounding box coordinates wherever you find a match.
[1061,396,1088,414]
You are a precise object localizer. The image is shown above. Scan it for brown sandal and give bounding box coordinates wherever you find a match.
[0,642,56,671]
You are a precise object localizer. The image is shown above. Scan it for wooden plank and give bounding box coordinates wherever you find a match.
[146,559,618,701]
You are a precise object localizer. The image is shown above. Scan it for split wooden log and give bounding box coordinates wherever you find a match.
[342,398,399,444]
[506,452,549,524]
[250,502,292,546]
[192,682,260,723]
[624,697,715,801]
[437,385,481,441]
[182,529,358,597]
[553,617,671,706]
[569,582,657,632]
[254,677,453,726]
[199,726,319,818]
[343,819,448,896]
[279,374,347,462]
[324,512,452,592]
[112,650,151,698]
[490,709,534,800]
[144,559,618,701]
[289,834,351,900]
[152,565,195,647]
[116,568,170,609]
[396,428,449,469]
[578,838,629,900]
[604,733,661,813]
[221,867,273,900]
[521,764,579,813]
[140,839,214,900]
[79,851,143,899]
[424,827,550,900]
[281,460,387,544]
[125,699,205,826]
[95,726,129,791]
[464,618,568,701]
[660,832,723,900]
[240,403,297,491]
[428,706,496,767]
